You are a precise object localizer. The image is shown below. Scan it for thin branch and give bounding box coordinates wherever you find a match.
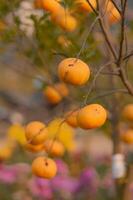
[87,88,129,103]
[76,16,99,58]
[110,0,121,14]
[84,61,113,105]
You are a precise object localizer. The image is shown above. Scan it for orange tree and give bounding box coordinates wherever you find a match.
[0,0,133,199]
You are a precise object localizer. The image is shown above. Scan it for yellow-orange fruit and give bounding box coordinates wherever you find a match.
[65,110,78,128]
[44,86,62,104]
[57,35,71,48]
[42,0,63,13]
[76,0,96,12]
[25,143,44,153]
[58,58,90,85]
[122,104,133,121]
[77,104,107,129]
[25,121,48,145]
[34,0,43,8]
[32,156,57,179]
[51,11,77,32]
[0,139,15,160]
[54,83,69,97]
[44,139,65,156]
[121,129,133,144]
[107,1,121,24]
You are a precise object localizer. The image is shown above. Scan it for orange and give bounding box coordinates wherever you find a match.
[122,104,133,121]
[44,85,62,104]
[34,0,43,8]
[57,35,71,48]
[54,82,69,97]
[65,110,78,128]
[121,129,133,144]
[25,121,48,145]
[51,10,77,32]
[42,0,63,13]
[25,143,44,153]
[107,1,121,24]
[32,156,57,179]
[76,0,96,12]
[77,104,107,129]
[58,58,90,85]
[44,139,65,156]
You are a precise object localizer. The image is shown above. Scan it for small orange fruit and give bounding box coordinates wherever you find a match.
[58,58,90,85]
[25,143,44,153]
[57,35,71,48]
[121,129,133,144]
[42,0,63,13]
[122,104,133,121]
[32,156,57,179]
[54,82,69,97]
[76,0,96,12]
[34,0,43,9]
[65,110,78,128]
[25,121,48,145]
[51,11,77,32]
[77,104,107,129]
[44,86,62,104]
[44,139,65,156]
[107,1,121,24]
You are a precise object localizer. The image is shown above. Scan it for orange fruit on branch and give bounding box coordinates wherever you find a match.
[121,129,133,144]
[76,0,96,12]
[122,104,133,121]
[65,110,79,128]
[32,156,57,179]
[25,121,48,145]
[77,104,107,129]
[42,0,63,13]
[44,85,62,104]
[44,139,65,157]
[58,58,90,85]
[106,1,121,24]
[25,143,44,153]
[51,10,77,32]
[54,82,69,97]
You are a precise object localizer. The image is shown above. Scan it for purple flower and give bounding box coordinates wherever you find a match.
[0,163,30,184]
[28,177,53,199]
[55,159,69,177]
[75,167,99,195]
[51,176,78,193]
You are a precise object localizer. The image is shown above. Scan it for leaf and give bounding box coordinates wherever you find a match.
[8,124,26,145]
[48,118,75,151]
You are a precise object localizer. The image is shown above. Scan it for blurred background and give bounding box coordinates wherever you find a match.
[0,0,133,200]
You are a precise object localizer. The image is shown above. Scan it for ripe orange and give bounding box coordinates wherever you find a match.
[44,85,62,104]
[44,139,65,156]
[121,129,133,144]
[25,121,48,145]
[77,104,107,129]
[122,104,133,121]
[58,58,90,85]
[32,156,57,179]
[51,10,77,32]
[42,0,63,13]
[25,143,44,153]
[54,82,69,97]
[76,0,96,12]
[107,1,121,24]
[34,0,43,8]
[65,110,78,128]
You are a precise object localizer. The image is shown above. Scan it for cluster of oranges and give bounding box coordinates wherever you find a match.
[120,104,133,145]
[34,0,121,33]
[24,57,108,179]
[25,121,65,179]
